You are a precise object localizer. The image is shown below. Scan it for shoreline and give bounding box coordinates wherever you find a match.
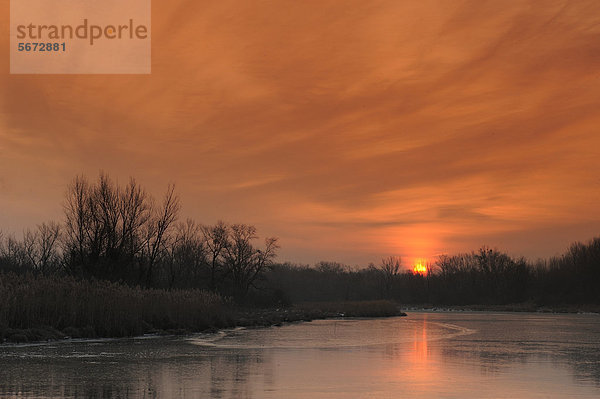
[0,300,406,345]
[5,300,599,345]
[403,303,600,314]
[4,303,599,345]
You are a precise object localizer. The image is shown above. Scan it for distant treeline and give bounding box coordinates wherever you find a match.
[1,173,599,308]
[266,239,600,306]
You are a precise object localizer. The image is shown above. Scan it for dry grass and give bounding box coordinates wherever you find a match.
[0,273,233,341]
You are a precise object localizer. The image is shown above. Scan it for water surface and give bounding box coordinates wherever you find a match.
[1,312,599,398]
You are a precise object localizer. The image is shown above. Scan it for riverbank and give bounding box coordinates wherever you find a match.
[233,300,406,329]
[0,273,405,344]
[403,303,600,314]
[0,300,405,344]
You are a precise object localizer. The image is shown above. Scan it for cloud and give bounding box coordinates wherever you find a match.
[1,0,600,264]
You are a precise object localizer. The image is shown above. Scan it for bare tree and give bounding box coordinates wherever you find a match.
[222,224,279,300]
[201,221,229,291]
[0,233,28,270]
[23,222,62,275]
[63,173,176,284]
[117,178,151,263]
[379,256,401,299]
[63,175,92,273]
[167,219,206,289]
[142,184,180,286]
[64,173,142,278]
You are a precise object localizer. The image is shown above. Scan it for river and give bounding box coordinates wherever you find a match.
[1,311,599,398]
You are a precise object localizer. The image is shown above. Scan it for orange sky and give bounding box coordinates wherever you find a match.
[1,0,600,267]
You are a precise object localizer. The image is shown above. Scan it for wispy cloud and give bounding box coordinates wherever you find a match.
[1,0,599,265]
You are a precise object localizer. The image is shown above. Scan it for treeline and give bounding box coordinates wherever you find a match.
[1,173,599,308]
[0,173,279,302]
[265,242,600,306]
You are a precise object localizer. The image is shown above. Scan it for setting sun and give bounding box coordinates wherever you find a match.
[413,260,429,276]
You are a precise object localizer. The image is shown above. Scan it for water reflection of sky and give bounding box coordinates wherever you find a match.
[0,312,599,398]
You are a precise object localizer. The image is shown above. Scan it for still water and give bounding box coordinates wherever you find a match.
[1,312,599,398]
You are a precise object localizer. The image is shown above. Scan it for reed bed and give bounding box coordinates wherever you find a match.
[0,273,233,342]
